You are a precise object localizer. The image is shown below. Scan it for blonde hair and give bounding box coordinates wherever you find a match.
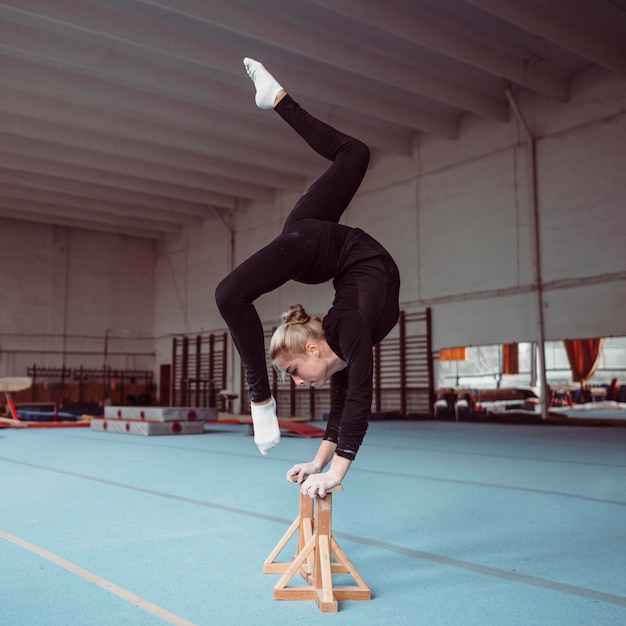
[270,304,323,360]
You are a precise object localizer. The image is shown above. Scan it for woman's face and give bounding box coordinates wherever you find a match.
[274,343,330,388]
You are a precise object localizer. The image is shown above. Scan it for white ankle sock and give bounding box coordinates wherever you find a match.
[243,57,283,110]
[250,397,281,455]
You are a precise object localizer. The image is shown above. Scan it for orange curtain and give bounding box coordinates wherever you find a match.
[563,338,604,383]
[502,343,519,375]
[439,347,469,361]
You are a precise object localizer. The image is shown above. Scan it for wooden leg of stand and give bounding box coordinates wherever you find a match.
[264,491,314,576]
[315,534,338,612]
[265,485,369,612]
[313,492,332,592]
[301,515,314,582]
[312,491,338,611]
[330,537,372,599]
[263,515,300,574]
[300,493,315,581]
[298,493,313,550]
[274,534,317,598]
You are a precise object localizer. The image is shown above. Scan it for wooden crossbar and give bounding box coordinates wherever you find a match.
[263,485,371,613]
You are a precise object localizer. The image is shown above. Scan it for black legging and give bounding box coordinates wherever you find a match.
[215,95,371,402]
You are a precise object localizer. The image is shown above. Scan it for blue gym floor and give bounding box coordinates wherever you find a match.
[1,420,625,625]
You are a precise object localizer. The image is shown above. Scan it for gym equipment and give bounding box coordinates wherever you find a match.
[0,377,32,428]
[90,406,217,436]
[264,485,371,612]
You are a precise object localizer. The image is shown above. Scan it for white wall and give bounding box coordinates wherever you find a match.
[420,69,626,349]
[0,219,155,377]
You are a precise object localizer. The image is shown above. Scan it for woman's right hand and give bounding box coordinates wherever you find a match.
[286,461,322,484]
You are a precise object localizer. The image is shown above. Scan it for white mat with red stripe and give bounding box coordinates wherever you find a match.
[103,406,217,422]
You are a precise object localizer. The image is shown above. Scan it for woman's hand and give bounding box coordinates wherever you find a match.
[286,461,322,484]
[299,470,341,499]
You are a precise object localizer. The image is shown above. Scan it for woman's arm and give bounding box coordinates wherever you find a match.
[286,439,337,483]
[286,439,353,498]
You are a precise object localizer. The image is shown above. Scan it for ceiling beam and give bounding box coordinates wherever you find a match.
[0,133,276,201]
[0,194,182,234]
[240,58,459,138]
[0,155,242,209]
[0,53,413,158]
[0,169,233,217]
[310,0,569,101]
[0,1,455,137]
[465,0,626,75]
[0,84,324,177]
[0,78,319,162]
[94,0,510,120]
[0,205,169,240]
[0,182,203,227]
[0,113,307,192]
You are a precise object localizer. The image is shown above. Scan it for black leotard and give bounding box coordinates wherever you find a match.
[216,95,400,460]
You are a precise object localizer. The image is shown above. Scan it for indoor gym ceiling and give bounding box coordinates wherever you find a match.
[0,0,625,240]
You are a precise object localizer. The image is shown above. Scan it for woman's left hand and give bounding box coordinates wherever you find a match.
[300,470,341,499]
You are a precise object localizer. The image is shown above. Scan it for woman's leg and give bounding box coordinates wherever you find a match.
[276,95,370,230]
[215,231,311,454]
[223,58,371,453]
[216,232,308,400]
[243,59,369,230]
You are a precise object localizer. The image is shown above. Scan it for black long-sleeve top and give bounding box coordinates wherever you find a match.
[295,225,400,460]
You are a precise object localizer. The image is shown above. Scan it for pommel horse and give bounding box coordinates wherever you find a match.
[263,485,371,613]
[0,377,32,428]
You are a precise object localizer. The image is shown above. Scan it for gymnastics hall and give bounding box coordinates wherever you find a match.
[1,2,625,625]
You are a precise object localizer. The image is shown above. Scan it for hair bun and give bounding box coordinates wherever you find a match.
[282,304,310,325]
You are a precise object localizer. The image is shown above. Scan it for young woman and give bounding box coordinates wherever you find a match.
[215,59,400,497]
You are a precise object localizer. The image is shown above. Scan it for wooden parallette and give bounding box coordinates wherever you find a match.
[263,485,371,613]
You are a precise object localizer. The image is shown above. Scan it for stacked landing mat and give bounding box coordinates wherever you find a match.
[91,406,217,436]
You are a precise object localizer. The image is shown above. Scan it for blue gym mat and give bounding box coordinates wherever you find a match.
[1,420,625,625]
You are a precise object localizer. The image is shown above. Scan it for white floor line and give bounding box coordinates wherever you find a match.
[0,529,199,626]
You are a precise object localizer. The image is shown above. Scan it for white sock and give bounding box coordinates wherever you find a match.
[250,397,281,455]
[243,57,283,110]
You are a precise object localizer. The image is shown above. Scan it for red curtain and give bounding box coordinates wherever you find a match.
[502,343,519,375]
[563,338,604,383]
[439,347,469,361]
